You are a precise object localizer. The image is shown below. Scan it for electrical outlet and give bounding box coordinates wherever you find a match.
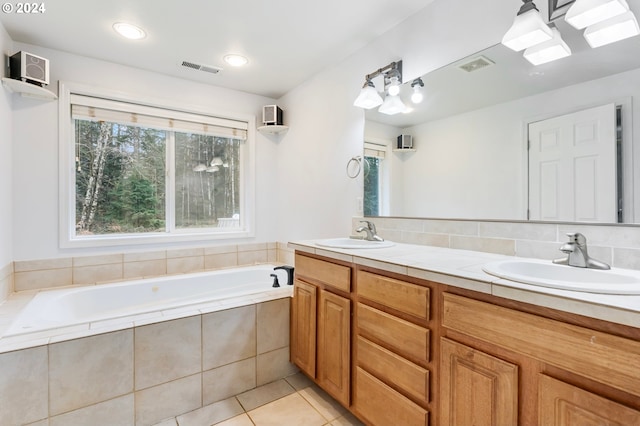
[356,196,363,215]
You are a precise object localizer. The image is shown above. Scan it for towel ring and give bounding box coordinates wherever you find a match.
[346,156,362,178]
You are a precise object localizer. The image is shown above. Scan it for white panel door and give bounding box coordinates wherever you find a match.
[528,103,616,222]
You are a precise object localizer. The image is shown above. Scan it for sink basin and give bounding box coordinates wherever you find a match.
[482,259,640,294]
[315,238,395,249]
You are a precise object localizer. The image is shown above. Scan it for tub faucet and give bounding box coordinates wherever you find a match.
[356,220,384,241]
[553,232,610,270]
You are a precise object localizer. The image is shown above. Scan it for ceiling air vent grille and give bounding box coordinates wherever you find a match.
[180,60,222,74]
[458,55,495,73]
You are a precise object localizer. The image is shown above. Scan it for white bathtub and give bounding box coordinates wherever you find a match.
[5,264,291,337]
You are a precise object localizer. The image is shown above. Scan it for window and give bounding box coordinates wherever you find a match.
[59,83,255,247]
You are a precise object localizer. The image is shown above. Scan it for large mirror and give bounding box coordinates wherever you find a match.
[364,15,640,224]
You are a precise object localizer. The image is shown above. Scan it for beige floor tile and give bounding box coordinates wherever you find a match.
[176,397,244,426]
[284,372,314,391]
[248,393,326,426]
[236,379,295,411]
[298,385,347,422]
[329,411,365,426]
[215,413,254,426]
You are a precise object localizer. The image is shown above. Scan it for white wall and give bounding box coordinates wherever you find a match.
[275,0,515,241]
[0,22,13,268]
[11,43,280,261]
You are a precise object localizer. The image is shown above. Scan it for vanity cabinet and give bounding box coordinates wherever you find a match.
[291,250,640,426]
[353,270,430,426]
[290,254,351,406]
[441,292,640,425]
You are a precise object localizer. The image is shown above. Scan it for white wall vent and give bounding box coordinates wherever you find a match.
[457,55,495,73]
[180,60,222,74]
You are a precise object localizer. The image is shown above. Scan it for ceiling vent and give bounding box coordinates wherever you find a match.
[457,55,495,73]
[180,60,222,74]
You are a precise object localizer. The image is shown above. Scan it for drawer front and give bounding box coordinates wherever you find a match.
[295,254,351,292]
[358,270,430,320]
[443,292,640,397]
[357,336,429,403]
[355,367,428,426]
[357,303,429,363]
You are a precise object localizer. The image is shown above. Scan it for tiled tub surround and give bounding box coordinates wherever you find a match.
[356,217,640,271]
[0,298,298,426]
[12,242,285,293]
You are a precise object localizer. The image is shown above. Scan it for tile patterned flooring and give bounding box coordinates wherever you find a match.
[153,373,364,426]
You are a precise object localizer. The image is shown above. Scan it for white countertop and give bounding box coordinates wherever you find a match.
[289,239,640,328]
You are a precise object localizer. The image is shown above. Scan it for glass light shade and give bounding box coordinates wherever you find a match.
[378,94,406,115]
[411,86,424,103]
[584,11,640,47]
[387,77,401,96]
[502,8,553,51]
[523,27,572,65]
[565,0,629,29]
[353,82,383,109]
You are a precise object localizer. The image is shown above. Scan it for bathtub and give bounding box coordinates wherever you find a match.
[5,264,291,337]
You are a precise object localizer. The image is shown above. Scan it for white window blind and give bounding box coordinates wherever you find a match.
[364,142,386,159]
[71,94,248,140]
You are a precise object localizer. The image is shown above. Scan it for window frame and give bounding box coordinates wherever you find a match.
[58,81,256,248]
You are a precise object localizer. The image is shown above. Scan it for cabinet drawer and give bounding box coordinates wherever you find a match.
[357,303,429,363]
[443,292,640,397]
[358,271,430,320]
[355,367,428,426]
[295,254,351,292]
[357,336,429,403]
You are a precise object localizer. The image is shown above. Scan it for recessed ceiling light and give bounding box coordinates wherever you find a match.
[223,54,249,67]
[113,22,146,40]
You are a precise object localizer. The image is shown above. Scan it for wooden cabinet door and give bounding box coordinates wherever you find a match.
[440,338,518,426]
[317,289,350,406]
[291,279,317,378]
[539,375,640,426]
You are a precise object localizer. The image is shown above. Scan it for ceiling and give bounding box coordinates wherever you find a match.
[0,0,434,99]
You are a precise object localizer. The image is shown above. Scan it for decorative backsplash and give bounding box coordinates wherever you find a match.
[0,242,294,303]
[354,217,640,271]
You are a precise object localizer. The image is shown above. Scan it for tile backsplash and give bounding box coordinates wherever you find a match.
[1,242,294,301]
[356,217,640,271]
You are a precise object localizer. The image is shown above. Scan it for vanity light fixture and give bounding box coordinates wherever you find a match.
[565,0,630,29]
[410,78,424,104]
[378,91,407,115]
[583,10,640,47]
[113,22,146,40]
[502,0,553,51]
[353,61,403,111]
[523,24,572,65]
[353,80,384,109]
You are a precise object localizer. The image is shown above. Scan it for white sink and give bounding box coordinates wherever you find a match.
[482,259,640,294]
[315,238,395,249]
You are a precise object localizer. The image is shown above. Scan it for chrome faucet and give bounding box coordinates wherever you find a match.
[553,232,610,270]
[356,220,384,241]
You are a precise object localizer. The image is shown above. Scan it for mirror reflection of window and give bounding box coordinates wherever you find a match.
[363,142,387,216]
